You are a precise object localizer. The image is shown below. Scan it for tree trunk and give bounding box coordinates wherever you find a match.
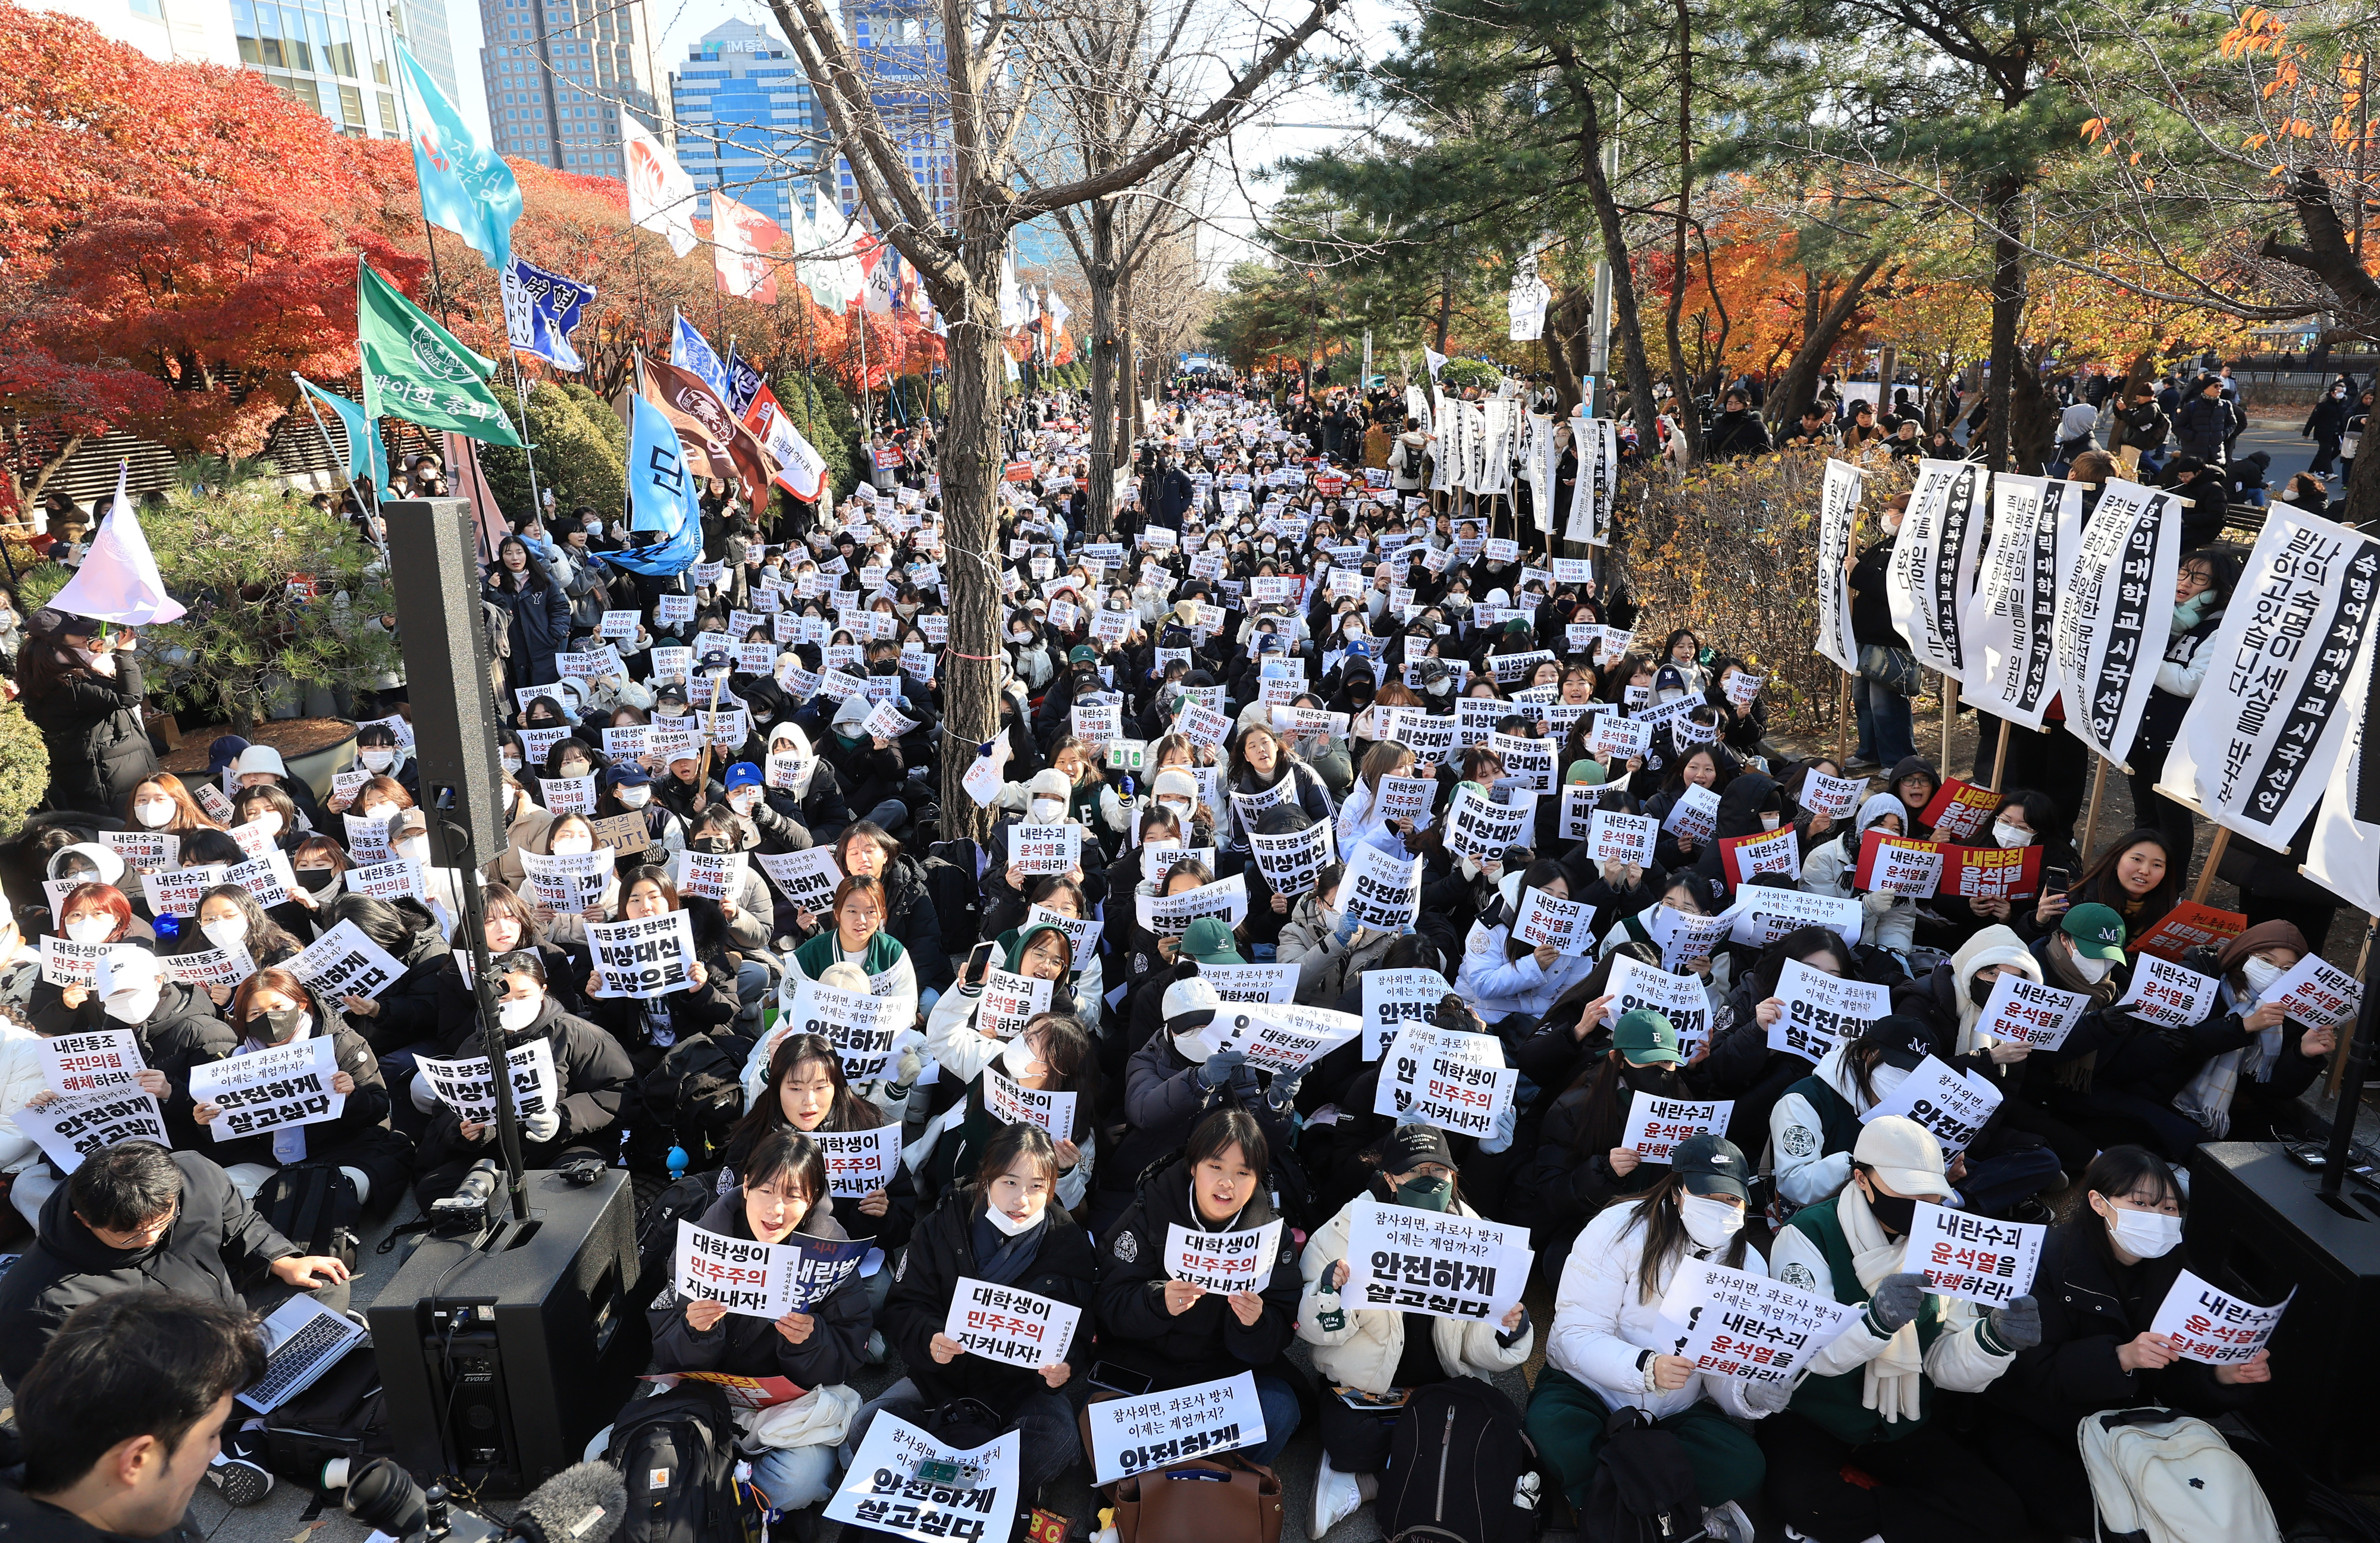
[1541,283,1591,413]
[1575,84,1661,456]
[1983,175,2027,473]
[1664,0,1702,465]
[934,257,1009,844]
[1765,257,1884,428]
[2007,343,2053,473]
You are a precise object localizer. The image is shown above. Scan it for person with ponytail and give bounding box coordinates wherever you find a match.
[1526,1136,1777,1541]
[859,1124,1097,1501]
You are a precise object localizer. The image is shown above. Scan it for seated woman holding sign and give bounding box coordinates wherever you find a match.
[784,874,920,1034]
[1299,1125,1534,1538]
[170,885,302,1008]
[580,868,741,1077]
[919,941,1102,1203]
[1799,792,1919,954]
[1760,1117,2034,1543]
[1981,1145,2278,1536]
[1093,1107,1305,1467]
[1526,1134,1778,1538]
[190,966,405,1206]
[1511,1009,1696,1262]
[1770,1016,1959,1213]
[1455,860,1599,1028]
[648,1125,872,1513]
[430,882,590,1049]
[857,1124,1095,1501]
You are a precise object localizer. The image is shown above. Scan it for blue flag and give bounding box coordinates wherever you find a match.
[291,374,389,488]
[722,343,765,418]
[600,390,702,575]
[397,42,521,274]
[671,312,731,403]
[502,257,596,371]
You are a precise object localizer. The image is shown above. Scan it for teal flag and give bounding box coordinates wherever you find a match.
[397,42,520,274]
[290,374,389,488]
[357,258,524,445]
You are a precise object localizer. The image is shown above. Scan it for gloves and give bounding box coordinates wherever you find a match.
[1477,1099,1518,1155]
[887,1045,924,1097]
[1985,1294,2042,1353]
[1861,887,1899,915]
[1197,1050,1248,1090]
[524,1107,562,1144]
[1332,908,1361,946]
[1742,1375,1796,1415]
[1865,1272,1928,1337]
[1265,1067,1306,1112]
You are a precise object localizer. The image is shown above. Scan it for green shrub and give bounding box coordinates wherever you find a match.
[13,560,70,613]
[1436,359,1502,393]
[480,381,629,522]
[0,704,49,840]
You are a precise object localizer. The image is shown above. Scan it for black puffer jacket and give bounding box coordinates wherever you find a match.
[413,998,635,1171]
[884,1187,1097,1417]
[1092,1156,1301,1389]
[199,1018,409,1193]
[21,648,157,818]
[647,1188,872,1387]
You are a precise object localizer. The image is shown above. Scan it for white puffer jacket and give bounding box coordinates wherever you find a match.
[1296,1194,1533,1392]
[1546,1196,1770,1421]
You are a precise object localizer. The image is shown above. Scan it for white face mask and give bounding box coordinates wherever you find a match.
[1679,1194,1745,1250]
[1759,813,1782,831]
[550,835,594,855]
[502,754,524,774]
[1870,1064,1911,1100]
[359,749,394,772]
[618,786,652,810]
[2070,951,2113,984]
[64,917,113,944]
[499,994,542,1031]
[983,1196,1042,1236]
[396,838,430,865]
[2240,956,2284,997]
[1173,1029,1214,1063]
[1031,797,1065,823]
[1992,820,2031,849]
[246,810,284,838]
[2106,1205,2183,1260]
[133,800,175,829]
[201,917,248,950]
[362,802,399,823]
[104,986,159,1023]
[1000,1035,1041,1080]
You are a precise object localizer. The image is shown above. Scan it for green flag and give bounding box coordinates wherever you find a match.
[356,258,524,446]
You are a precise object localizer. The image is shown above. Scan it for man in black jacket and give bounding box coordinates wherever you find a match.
[0,1144,349,1391]
[0,1291,264,1543]
[1845,493,1917,772]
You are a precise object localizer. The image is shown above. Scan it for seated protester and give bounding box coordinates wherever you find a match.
[2043,827,2179,948]
[684,810,776,1027]
[191,968,405,1205]
[1708,658,1767,761]
[829,823,951,1005]
[1512,1011,1695,1261]
[653,743,726,832]
[1124,899,1244,1059]
[27,947,226,1159]
[1526,1136,1779,1533]
[516,813,621,947]
[1642,746,1737,873]
[329,772,412,841]
[1456,860,1599,1033]
[1301,1125,1534,1535]
[6,1289,268,1538]
[350,721,419,801]
[1092,1108,1305,1467]
[1600,872,1735,1011]
[1241,805,1327,953]
[411,950,632,1206]
[644,1127,869,1513]
[1413,824,1507,967]
[714,760,815,859]
[228,785,304,855]
[1689,772,1786,900]
[490,776,555,892]
[982,874,1104,1015]
[1224,722,1336,861]
[1980,1146,2274,1538]
[981,769,1098,932]
[819,693,910,832]
[915,976,1100,1205]
[782,874,920,1035]
[1770,1015,1946,1216]
[228,744,324,836]
[1777,757,1849,857]
[581,868,741,1076]
[758,723,854,851]
[1760,1118,2035,1543]
[37,857,154,950]
[0,1142,351,1393]
[860,1125,1096,1501]
[1335,742,1422,855]
[430,882,588,1048]
[1956,789,2078,940]
[723,1031,917,1311]
[1276,860,1399,1008]
[1884,755,1940,838]
[321,895,448,1055]
[1800,792,1917,953]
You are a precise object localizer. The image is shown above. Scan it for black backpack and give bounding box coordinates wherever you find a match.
[1377,1377,1542,1543]
[607,1381,758,1543]
[252,1165,362,1272]
[1580,1405,1705,1543]
[258,1341,392,1489]
[632,1169,722,1307]
[923,841,982,956]
[623,1035,747,1176]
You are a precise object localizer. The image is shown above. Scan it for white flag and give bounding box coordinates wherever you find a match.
[50,467,186,626]
[620,118,700,258]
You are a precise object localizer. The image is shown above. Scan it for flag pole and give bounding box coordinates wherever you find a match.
[294,386,352,494]
[506,349,547,522]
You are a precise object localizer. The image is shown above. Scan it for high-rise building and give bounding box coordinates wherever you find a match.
[41,0,463,139]
[668,20,823,234]
[836,0,951,224]
[478,0,661,177]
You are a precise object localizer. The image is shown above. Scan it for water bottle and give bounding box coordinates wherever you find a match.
[1316,1264,1347,1332]
[667,1145,688,1181]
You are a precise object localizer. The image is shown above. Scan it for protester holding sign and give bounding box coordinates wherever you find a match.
[1103,973,1300,1232]
[1276,860,1401,1008]
[1223,722,1336,857]
[2124,548,2241,864]
[1799,792,1919,952]
[1457,861,1599,1024]
[865,1125,1096,1496]
[428,882,589,1044]
[1762,1118,2034,1543]
[1512,1010,1698,1260]
[28,946,227,1155]
[724,1030,916,1300]
[918,967,1101,1206]
[785,874,920,1039]
[1094,1108,1304,1466]
[1298,1127,1534,1536]
[1980,1146,2272,1536]
[1530,1135,1778,1531]
[1770,1017,1949,1212]
[648,1126,872,1508]
[189,967,402,1204]
[169,887,299,1009]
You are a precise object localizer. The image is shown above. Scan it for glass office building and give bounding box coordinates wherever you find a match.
[479,0,661,174]
[668,20,823,232]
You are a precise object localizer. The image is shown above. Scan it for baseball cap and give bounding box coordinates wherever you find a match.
[1179,917,1242,965]
[723,761,762,792]
[1613,1009,1684,1066]
[603,762,652,788]
[1852,1115,1949,1199]
[1670,1134,1752,1203]
[1069,644,1100,665]
[1374,1125,1456,1175]
[1858,1014,1936,1071]
[1161,973,1222,1030]
[2062,902,2128,962]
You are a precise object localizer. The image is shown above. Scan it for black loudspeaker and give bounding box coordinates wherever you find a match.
[367,1169,650,1495]
[2185,1141,2380,1482]
[380,498,505,868]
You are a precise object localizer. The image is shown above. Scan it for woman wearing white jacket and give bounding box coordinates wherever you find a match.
[1800,792,1916,954]
[1457,861,1600,1027]
[1524,1134,1780,1542]
[1298,1127,1533,1539]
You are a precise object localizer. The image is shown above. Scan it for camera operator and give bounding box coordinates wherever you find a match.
[0,1290,264,1543]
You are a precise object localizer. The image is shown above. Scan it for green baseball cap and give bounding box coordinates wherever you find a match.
[1069,644,1100,664]
[1613,1009,1684,1066]
[2062,902,2128,962]
[1180,917,1244,965]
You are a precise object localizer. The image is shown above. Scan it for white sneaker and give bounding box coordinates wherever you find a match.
[1702,1501,1753,1543]
[1308,1454,1364,1539]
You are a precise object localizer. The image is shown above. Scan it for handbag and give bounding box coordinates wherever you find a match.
[1858,642,1923,698]
[1113,1454,1284,1543]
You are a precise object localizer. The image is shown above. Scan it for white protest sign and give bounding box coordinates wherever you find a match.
[1974,973,2091,1050]
[161,942,256,990]
[1342,1199,1532,1322]
[100,831,178,870]
[1489,732,1557,794]
[1208,1005,1361,1077]
[1134,872,1249,937]
[1601,952,1715,1056]
[1442,784,1532,863]
[1624,1094,1735,1162]
[1863,1053,2002,1155]
[1639,905,1734,972]
[753,848,843,915]
[344,857,425,904]
[2116,954,2222,1030]
[1586,808,1658,868]
[539,774,596,816]
[1799,772,1866,820]
[286,920,406,1001]
[675,1219,869,1318]
[1375,1024,1515,1138]
[190,1037,345,1140]
[1249,823,1335,893]
[1589,713,1652,760]
[414,1039,559,1124]
[519,848,612,914]
[1770,960,1894,1064]
[778,975,901,1082]
[976,968,1054,1040]
[1908,1201,2044,1307]
[1201,963,1301,1005]
[1726,887,1864,951]
[671,847,750,902]
[1025,904,1101,963]
[1338,841,1422,932]
[1721,826,1803,885]
[1655,1259,1861,1386]
[984,1064,1077,1140]
[1163,1218,1284,1294]
[18,1090,168,1175]
[1511,888,1592,956]
[1012,821,1083,877]
[1361,968,1449,1061]
[37,937,109,990]
[145,864,228,918]
[1084,1374,1264,1486]
[942,1277,1081,1370]
[812,1124,903,1198]
[2265,951,2364,1028]
[586,910,700,999]
[2149,1268,2293,1366]
[38,1028,146,1099]
[1659,783,1723,845]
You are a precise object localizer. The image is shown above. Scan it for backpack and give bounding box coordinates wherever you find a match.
[2077,1407,2281,1543]
[257,1341,392,1488]
[1579,1404,1702,1543]
[923,841,982,956]
[1377,1378,1541,1543]
[622,1035,749,1176]
[252,1165,362,1273]
[607,1381,760,1543]
[632,1169,724,1306]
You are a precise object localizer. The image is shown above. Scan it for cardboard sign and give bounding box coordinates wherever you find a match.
[1719,827,1802,886]
[810,1124,903,1198]
[1341,1200,1532,1322]
[1919,778,2001,842]
[1084,1373,1264,1486]
[1909,1202,2044,1307]
[2130,902,2247,962]
[983,1065,1077,1140]
[586,910,700,999]
[1974,973,2091,1050]
[1863,1053,2003,1155]
[1585,809,1658,868]
[1375,1024,1515,1138]
[1853,830,1946,897]
[2116,954,2222,1029]
[1511,888,1592,956]
[414,1039,559,1125]
[1624,1094,1735,1162]
[1163,1218,1284,1294]
[286,920,406,1002]
[2149,1269,2293,1366]
[1013,821,1083,878]
[1770,960,1893,1064]
[189,1037,345,1140]
[1655,1259,1859,1387]
[942,1277,1081,1370]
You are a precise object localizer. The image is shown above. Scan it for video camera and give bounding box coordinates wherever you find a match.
[343,1456,625,1543]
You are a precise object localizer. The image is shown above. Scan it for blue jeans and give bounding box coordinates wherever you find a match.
[1855,674,1916,766]
[1251,1373,1302,1468]
[861,796,909,832]
[750,1442,838,1511]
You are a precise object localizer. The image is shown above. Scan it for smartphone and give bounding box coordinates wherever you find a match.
[1089,1360,1156,1397]
[2043,865,2074,896]
[962,940,998,985]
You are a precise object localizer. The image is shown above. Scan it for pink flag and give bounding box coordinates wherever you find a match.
[50,468,186,626]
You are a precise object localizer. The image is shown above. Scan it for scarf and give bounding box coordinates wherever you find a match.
[970,1202,1050,1286]
[1839,1183,1928,1425]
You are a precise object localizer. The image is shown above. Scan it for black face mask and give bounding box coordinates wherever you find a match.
[1967,973,1999,1007]
[1864,1187,1918,1236]
[1623,1065,1679,1096]
[696,837,736,855]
